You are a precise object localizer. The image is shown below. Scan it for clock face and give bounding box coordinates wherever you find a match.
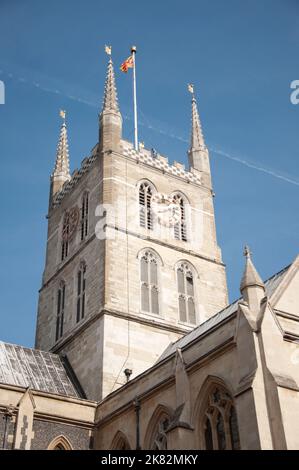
[151,193,181,227]
[62,206,80,241]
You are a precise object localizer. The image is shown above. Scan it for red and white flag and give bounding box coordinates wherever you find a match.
[120,55,134,73]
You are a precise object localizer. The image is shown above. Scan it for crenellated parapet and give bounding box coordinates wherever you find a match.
[51,145,98,208]
[121,140,202,185]
[51,138,203,208]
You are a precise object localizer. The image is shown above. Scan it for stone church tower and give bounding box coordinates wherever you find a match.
[35,56,228,401]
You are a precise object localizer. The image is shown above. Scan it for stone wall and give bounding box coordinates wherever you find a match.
[35,156,105,352]
[36,136,228,401]
[31,419,91,450]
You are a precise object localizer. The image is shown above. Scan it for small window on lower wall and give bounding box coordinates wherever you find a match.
[201,386,241,450]
[110,431,131,450]
[53,444,66,450]
[151,416,169,450]
[48,435,73,450]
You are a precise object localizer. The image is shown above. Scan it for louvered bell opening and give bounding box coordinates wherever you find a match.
[146,192,153,230]
[139,188,146,227]
[180,203,187,241]
[140,207,146,227]
[174,223,180,240]
[181,223,187,242]
[81,220,84,241]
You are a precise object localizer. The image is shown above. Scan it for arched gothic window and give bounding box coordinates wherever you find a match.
[61,207,79,261]
[110,431,131,450]
[151,415,169,450]
[55,281,65,341]
[140,251,159,315]
[80,192,89,241]
[177,262,196,324]
[116,439,130,450]
[48,435,72,450]
[139,182,153,230]
[173,194,187,242]
[76,262,86,322]
[201,386,240,450]
[229,405,240,450]
[61,212,70,260]
[54,443,66,450]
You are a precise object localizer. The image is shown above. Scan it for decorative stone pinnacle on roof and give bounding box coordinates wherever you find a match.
[244,245,252,259]
[52,111,71,179]
[102,55,120,113]
[189,84,206,151]
[240,245,265,292]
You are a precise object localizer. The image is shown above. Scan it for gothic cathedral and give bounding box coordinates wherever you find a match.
[1,55,299,450]
[36,56,228,400]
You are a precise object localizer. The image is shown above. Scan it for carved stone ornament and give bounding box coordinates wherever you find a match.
[151,193,181,227]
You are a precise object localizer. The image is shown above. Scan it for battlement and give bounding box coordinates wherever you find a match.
[51,140,202,208]
[121,140,202,185]
[52,145,99,207]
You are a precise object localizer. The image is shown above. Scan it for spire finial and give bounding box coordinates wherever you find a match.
[52,110,71,181]
[102,47,120,113]
[188,83,194,96]
[59,109,66,122]
[105,44,112,56]
[244,245,251,259]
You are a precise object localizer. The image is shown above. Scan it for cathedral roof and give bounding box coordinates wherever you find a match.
[158,264,290,363]
[0,342,80,398]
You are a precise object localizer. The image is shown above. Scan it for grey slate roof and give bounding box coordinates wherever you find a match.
[158,264,290,363]
[0,342,79,398]
[263,264,289,298]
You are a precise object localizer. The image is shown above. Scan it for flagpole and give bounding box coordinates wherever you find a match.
[131,46,138,151]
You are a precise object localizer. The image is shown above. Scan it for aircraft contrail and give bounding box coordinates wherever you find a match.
[210,148,299,187]
[2,68,299,187]
[136,111,299,187]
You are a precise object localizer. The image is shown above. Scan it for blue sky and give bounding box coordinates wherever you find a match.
[0,0,298,347]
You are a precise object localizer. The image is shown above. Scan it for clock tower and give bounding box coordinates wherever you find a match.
[35,56,228,401]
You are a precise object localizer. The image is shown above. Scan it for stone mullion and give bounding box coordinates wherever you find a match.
[210,409,219,450]
[223,405,232,450]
